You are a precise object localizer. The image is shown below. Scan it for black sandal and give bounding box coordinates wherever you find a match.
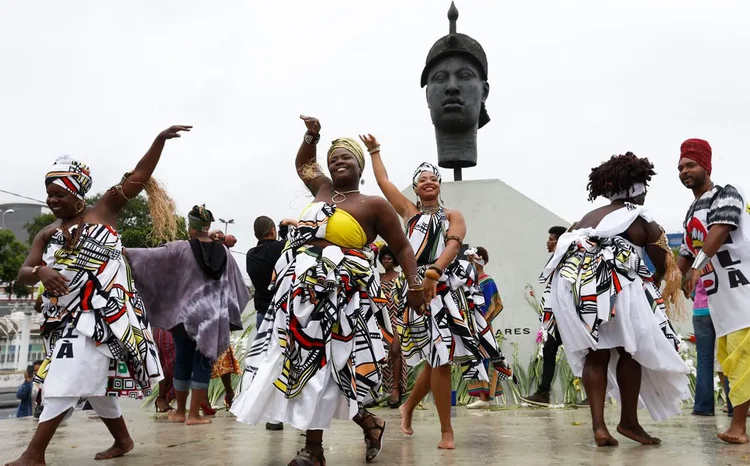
[358,411,386,463]
[288,448,326,466]
[389,389,402,409]
[154,397,172,413]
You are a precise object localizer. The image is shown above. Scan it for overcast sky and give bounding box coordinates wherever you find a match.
[2,0,749,256]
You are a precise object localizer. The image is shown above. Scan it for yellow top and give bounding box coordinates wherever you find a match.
[327,208,367,249]
[300,203,368,249]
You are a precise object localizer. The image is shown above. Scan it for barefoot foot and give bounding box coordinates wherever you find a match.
[718,428,750,444]
[437,431,455,449]
[593,427,619,447]
[186,415,212,426]
[617,423,660,445]
[399,405,413,436]
[167,411,186,423]
[4,454,46,466]
[94,438,134,460]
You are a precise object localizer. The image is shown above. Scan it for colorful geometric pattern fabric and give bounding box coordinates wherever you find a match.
[35,223,161,397]
[401,209,512,382]
[378,275,408,396]
[212,346,242,379]
[540,234,680,349]
[44,155,93,200]
[467,274,505,398]
[243,202,390,407]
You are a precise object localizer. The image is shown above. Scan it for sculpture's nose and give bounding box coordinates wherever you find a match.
[445,76,459,95]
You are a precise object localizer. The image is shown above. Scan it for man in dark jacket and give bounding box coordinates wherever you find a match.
[246,216,295,431]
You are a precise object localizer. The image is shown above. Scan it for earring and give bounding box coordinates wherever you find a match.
[74,200,85,213]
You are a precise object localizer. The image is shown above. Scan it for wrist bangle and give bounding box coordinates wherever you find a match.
[425,269,441,281]
[368,145,381,154]
[445,235,462,246]
[304,131,320,146]
[692,250,711,271]
[408,286,424,292]
[32,265,44,277]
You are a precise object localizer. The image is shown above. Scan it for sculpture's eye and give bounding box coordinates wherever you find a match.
[432,71,448,83]
[459,70,475,80]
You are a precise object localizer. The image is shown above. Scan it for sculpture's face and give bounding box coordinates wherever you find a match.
[425,54,488,131]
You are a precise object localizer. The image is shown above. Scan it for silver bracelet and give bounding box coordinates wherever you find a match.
[367,145,381,154]
[692,250,712,270]
[304,132,320,146]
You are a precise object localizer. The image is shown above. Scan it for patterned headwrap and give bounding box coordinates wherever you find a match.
[412,162,442,192]
[327,138,365,172]
[44,155,92,200]
[188,204,215,232]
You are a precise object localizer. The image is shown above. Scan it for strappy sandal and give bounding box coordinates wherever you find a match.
[154,397,172,413]
[288,448,326,466]
[201,401,217,416]
[389,389,402,409]
[360,413,387,463]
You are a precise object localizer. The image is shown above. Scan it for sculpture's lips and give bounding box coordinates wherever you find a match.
[442,98,464,111]
[442,103,463,111]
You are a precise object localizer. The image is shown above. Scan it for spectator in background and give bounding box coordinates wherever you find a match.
[245,215,296,431]
[524,226,578,407]
[17,361,42,418]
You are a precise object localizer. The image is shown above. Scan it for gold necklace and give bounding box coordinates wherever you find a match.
[331,189,360,203]
[420,204,441,214]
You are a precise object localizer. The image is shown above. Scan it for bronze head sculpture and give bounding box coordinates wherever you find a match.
[421,2,489,179]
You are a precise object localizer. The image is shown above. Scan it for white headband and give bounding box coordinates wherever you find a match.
[465,247,485,266]
[606,182,647,201]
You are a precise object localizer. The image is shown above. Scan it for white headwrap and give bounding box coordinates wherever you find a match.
[465,247,485,266]
[605,182,646,201]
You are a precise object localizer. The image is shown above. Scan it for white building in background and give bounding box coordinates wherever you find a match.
[0,302,44,372]
[400,179,569,371]
[0,199,49,244]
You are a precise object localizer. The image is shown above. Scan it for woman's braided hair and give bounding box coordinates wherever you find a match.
[587,152,656,202]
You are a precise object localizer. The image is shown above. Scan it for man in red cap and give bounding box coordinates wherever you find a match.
[677,138,750,444]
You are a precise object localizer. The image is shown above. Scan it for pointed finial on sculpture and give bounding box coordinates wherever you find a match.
[448,2,458,34]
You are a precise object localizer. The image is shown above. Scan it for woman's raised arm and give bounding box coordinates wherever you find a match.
[99,125,191,216]
[296,116,332,197]
[360,134,417,219]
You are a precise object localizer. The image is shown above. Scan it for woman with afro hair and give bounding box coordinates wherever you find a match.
[539,153,689,447]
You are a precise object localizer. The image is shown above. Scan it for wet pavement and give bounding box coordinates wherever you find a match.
[2,400,749,465]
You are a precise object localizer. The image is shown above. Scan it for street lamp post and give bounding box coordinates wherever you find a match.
[0,209,15,229]
[218,218,235,234]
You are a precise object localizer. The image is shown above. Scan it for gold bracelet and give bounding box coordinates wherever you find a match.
[425,269,441,281]
[408,287,424,292]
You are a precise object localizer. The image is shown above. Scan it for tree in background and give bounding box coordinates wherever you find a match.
[24,193,188,249]
[24,212,56,245]
[0,229,30,299]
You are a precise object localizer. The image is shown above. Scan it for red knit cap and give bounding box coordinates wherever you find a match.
[680,138,712,175]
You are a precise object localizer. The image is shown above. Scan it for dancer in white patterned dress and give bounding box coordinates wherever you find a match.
[231,116,425,466]
[540,153,689,447]
[8,125,189,466]
[365,134,511,450]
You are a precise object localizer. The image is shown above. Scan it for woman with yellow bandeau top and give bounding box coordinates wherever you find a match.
[231,116,425,466]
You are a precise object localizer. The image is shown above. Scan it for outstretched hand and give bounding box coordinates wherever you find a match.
[300,115,321,134]
[359,134,380,153]
[158,125,192,140]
